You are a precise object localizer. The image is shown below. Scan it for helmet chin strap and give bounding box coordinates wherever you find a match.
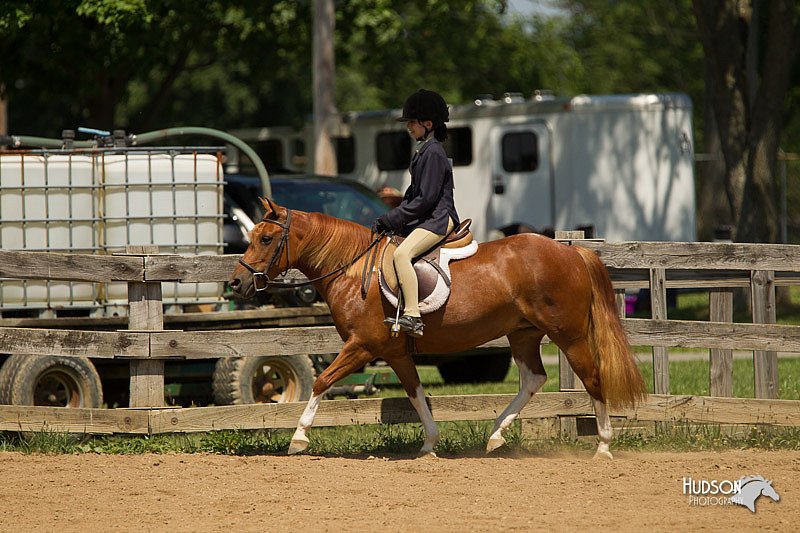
[415,125,432,142]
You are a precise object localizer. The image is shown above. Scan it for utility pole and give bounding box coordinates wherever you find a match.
[0,85,7,136]
[312,0,338,176]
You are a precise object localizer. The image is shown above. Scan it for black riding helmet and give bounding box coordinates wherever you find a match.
[396,89,449,125]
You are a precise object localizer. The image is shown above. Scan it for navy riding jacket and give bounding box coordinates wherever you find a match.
[383,138,460,236]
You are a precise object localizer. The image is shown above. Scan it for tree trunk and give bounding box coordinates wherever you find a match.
[312,0,338,176]
[736,0,798,242]
[696,62,732,239]
[0,94,7,136]
[693,0,799,243]
[692,0,749,234]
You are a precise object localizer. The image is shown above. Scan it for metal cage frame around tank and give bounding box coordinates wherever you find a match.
[0,146,226,314]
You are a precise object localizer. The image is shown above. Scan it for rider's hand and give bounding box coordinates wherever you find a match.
[372,215,391,234]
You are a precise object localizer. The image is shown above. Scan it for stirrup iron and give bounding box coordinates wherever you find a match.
[387,293,403,337]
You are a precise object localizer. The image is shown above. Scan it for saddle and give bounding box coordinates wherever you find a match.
[379,219,478,314]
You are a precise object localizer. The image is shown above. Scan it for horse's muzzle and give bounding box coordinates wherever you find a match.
[228,273,260,299]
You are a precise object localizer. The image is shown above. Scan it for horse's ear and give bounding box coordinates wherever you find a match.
[259,197,280,220]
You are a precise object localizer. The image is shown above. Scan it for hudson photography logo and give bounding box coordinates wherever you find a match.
[682,475,781,512]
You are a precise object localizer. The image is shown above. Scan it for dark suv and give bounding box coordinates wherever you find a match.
[224,173,389,254]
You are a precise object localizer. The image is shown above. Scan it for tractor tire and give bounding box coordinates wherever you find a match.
[273,285,318,307]
[0,354,103,408]
[212,354,315,405]
[437,353,512,384]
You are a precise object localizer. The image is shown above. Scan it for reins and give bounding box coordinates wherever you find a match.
[237,208,386,295]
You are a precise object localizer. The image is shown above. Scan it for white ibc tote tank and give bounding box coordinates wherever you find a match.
[0,153,98,308]
[0,148,224,315]
[101,150,224,308]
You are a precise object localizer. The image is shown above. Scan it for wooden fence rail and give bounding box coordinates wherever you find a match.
[2,240,800,435]
[3,393,800,435]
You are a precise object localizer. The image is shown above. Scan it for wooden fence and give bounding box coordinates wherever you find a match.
[2,240,800,436]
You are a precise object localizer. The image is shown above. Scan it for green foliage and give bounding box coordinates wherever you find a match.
[0,1,313,134]
[1,0,796,158]
[198,429,288,454]
[0,426,81,453]
[4,0,688,135]
[613,423,800,452]
[75,0,151,29]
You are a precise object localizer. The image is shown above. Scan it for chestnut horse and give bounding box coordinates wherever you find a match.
[229,198,647,459]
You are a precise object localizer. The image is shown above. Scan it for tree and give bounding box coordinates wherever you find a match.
[1,1,563,134]
[693,0,800,242]
[0,1,312,135]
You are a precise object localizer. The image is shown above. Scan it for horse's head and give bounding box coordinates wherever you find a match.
[229,197,293,299]
[761,480,780,502]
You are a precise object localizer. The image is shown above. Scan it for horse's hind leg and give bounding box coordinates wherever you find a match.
[591,397,614,460]
[288,344,374,455]
[384,353,439,456]
[558,337,614,460]
[487,330,547,453]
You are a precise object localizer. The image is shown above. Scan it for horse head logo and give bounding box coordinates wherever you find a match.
[731,475,780,513]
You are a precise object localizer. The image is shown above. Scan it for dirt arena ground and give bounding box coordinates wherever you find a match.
[1,449,797,532]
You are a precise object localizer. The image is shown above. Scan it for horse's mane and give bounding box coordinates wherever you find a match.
[739,475,767,486]
[299,212,377,278]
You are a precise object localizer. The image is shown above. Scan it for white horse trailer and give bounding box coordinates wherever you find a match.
[231,92,696,242]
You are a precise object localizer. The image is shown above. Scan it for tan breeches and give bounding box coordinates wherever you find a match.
[393,218,454,317]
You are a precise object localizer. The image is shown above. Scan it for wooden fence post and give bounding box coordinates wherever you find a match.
[127,246,165,408]
[709,288,734,397]
[751,270,778,399]
[649,268,669,394]
[554,231,587,438]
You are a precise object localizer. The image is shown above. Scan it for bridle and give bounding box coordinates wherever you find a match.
[238,209,293,292]
[237,208,385,294]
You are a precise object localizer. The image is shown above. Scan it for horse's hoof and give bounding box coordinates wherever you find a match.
[288,436,309,455]
[486,435,506,453]
[593,449,614,460]
[418,451,438,459]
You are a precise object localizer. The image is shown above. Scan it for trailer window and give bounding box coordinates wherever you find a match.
[291,139,306,168]
[334,136,355,174]
[501,132,539,172]
[239,139,285,174]
[376,132,411,171]
[443,127,472,166]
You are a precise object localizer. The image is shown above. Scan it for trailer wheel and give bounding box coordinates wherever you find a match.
[212,355,315,405]
[437,353,512,384]
[0,354,103,408]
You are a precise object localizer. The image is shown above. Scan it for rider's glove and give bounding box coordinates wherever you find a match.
[372,215,392,234]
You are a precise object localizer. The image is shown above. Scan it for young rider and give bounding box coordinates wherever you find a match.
[372,89,460,337]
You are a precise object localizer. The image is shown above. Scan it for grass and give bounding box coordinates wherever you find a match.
[3,357,800,456]
[4,419,800,456]
[633,286,800,324]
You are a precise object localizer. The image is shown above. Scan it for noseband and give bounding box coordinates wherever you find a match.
[238,209,292,291]
[237,208,385,294]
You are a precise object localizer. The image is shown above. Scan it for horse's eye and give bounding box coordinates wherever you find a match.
[260,235,273,245]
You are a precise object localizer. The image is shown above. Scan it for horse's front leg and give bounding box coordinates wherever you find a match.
[288,344,374,455]
[385,354,439,456]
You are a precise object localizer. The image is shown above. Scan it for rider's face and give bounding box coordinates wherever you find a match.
[406,119,432,140]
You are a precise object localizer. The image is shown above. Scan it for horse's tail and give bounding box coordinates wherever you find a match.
[575,246,647,409]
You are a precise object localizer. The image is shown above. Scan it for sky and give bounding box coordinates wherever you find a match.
[507,0,565,18]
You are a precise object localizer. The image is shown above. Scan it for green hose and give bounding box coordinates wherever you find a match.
[1,126,271,197]
[1,134,95,149]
